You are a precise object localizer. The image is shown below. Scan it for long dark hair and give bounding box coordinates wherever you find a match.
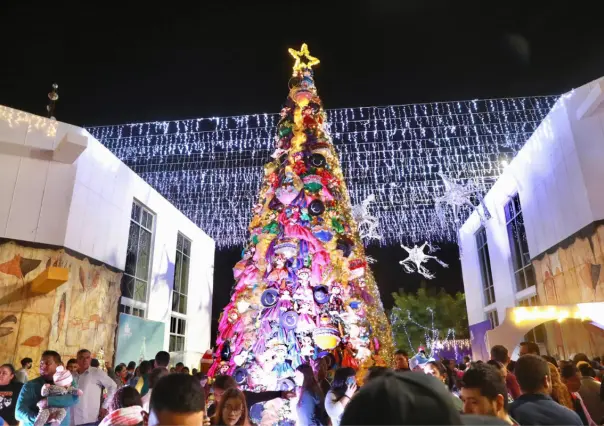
[109,386,142,412]
[296,364,322,402]
[330,367,355,402]
[214,387,248,426]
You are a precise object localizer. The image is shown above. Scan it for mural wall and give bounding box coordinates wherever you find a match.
[0,241,122,375]
[532,223,604,358]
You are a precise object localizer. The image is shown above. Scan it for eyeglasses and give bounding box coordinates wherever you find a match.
[224,404,243,414]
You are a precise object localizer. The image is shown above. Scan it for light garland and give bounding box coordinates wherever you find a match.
[88,94,557,249]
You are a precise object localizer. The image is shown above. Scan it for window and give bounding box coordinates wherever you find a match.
[169,316,186,352]
[518,295,546,343]
[476,227,495,306]
[119,304,144,318]
[121,201,155,316]
[504,194,536,292]
[487,310,499,329]
[172,234,191,315]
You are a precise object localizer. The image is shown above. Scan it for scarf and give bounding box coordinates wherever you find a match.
[99,406,144,426]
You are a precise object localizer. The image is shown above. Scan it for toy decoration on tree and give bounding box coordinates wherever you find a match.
[399,242,448,280]
[210,43,394,425]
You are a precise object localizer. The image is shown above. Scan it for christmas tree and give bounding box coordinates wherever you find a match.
[210,44,394,423]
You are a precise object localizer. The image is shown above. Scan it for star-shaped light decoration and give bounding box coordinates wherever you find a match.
[352,194,382,242]
[435,172,491,227]
[288,43,320,75]
[399,242,448,280]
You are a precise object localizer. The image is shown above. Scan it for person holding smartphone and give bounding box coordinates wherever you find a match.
[325,368,357,426]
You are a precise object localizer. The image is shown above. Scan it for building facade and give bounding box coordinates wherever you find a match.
[459,77,604,359]
[0,105,214,371]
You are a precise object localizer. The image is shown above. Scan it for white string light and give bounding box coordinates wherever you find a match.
[88,96,558,247]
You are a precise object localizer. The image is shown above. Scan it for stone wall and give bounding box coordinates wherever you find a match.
[0,241,121,375]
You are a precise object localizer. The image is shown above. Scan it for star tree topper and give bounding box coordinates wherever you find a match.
[288,43,320,75]
[399,242,448,280]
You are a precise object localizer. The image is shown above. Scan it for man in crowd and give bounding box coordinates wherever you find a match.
[518,341,540,356]
[208,375,294,417]
[509,354,582,425]
[16,351,80,426]
[174,362,184,373]
[561,363,598,426]
[66,359,78,374]
[15,358,32,384]
[393,349,410,372]
[72,349,117,426]
[126,361,136,382]
[577,362,604,424]
[490,345,521,399]
[460,362,515,424]
[135,351,170,397]
[146,374,205,426]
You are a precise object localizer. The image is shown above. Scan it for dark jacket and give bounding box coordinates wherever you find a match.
[509,393,582,426]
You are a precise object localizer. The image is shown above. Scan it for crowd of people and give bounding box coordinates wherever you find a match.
[0,342,603,425]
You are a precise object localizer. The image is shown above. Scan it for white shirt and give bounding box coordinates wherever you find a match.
[14,368,28,383]
[325,390,346,426]
[72,367,117,425]
[141,389,152,412]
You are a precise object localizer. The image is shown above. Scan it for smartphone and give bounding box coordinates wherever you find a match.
[346,376,356,386]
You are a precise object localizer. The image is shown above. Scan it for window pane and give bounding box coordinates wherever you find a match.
[515,270,526,291]
[136,229,152,280]
[170,317,176,333]
[183,238,191,256]
[125,222,140,276]
[134,279,147,302]
[178,319,186,335]
[174,252,182,293]
[172,293,180,313]
[131,203,141,221]
[525,265,537,289]
[169,335,175,352]
[181,255,190,297]
[178,295,187,314]
[177,336,184,352]
[177,234,184,252]
[121,275,135,299]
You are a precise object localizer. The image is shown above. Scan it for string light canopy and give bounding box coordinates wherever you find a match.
[89,95,558,247]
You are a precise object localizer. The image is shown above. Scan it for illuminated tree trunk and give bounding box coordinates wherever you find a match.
[210,44,394,424]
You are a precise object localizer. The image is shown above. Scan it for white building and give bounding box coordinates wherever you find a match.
[0,105,214,368]
[459,77,604,360]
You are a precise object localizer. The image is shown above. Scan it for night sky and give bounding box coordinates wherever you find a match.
[2,2,603,339]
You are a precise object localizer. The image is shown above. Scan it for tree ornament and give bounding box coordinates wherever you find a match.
[287,43,320,75]
[309,153,326,168]
[308,199,325,216]
[220,341,231,361]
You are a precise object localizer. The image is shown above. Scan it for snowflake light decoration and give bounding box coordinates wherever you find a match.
[435,173,491,227]
[399,242,448,280]
[351,194,382,242]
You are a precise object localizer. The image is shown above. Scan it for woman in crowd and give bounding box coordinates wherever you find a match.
[212,388,248,426]
[423,361,463,412]
[294,364,325,426]
[99,386,144,426]
[113,364,129,388]
[325,367,357,426]
[0,364,23,426]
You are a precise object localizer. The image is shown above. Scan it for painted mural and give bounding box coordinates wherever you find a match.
[0,241,122,376]
[532,223,604,358]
